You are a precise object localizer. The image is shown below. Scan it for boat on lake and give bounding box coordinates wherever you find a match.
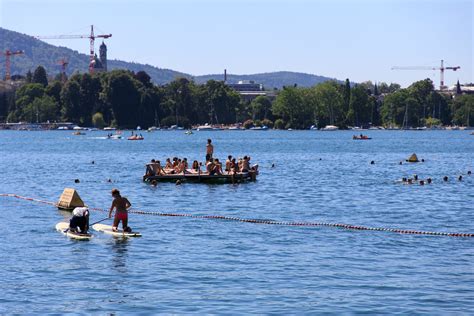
[353,134,371,140]
[128,135,144,140]
[250,126,269,130]
[321,125,339,131]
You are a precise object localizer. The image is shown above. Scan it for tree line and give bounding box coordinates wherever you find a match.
[0,66,472,128]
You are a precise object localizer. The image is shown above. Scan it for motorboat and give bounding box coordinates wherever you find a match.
[321,125,339,131]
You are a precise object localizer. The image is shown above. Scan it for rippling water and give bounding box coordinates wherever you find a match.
[1,130,473,314]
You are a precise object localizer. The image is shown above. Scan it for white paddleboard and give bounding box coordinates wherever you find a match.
[92,223,142,237]
[56,222,92,240]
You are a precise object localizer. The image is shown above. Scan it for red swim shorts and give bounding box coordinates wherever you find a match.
[116,213,128,221]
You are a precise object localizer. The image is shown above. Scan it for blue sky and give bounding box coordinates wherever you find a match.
[1,0,472,88]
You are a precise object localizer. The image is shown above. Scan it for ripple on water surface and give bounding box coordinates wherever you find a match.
[0,130,473,314]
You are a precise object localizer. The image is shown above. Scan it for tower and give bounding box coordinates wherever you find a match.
[99,41,107,72]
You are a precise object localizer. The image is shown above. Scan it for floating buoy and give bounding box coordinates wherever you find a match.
[406,153,419,163]
[57,188,85,211]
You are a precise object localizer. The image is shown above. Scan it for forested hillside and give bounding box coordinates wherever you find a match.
[0,27,188,85]
[1,27,339,88]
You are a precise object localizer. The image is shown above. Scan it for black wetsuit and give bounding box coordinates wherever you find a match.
[69,215,89,233]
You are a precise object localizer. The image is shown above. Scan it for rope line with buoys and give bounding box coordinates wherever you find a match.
[1,193,473,238]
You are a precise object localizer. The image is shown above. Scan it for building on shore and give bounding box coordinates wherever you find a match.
[446,82,474,95]
[89,41,108,73]
[226,80,276,102]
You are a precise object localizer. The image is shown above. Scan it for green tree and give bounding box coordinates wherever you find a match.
[347,85,370,126]
[272,86,308,128]
[23,95,58,122]
[92,112,106,128]
[26,70,32,83]
[343,78,351,114]
[61,80,82,123]
[0,93,8,122]
[250,96,272,120]
[274,118,285,129]
[312,81,344,127]
[13,83,45,121]
[380,89,409,127]
[32,66,48,87]
[452,94,474,126]
[102,70,141,128]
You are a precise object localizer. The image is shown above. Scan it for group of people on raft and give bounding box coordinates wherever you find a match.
[146,155,254,177]
[353,134,370,140]
[145,139,256,177]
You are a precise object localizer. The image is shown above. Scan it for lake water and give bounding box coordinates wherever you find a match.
[1,130,473,314]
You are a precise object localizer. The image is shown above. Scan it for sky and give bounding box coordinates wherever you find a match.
[0,0,472,88]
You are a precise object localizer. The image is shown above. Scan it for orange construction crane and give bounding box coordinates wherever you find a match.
[36,25,111,74]
[392,60,460,90]
[1,49,24,81]
[57,58,69,82]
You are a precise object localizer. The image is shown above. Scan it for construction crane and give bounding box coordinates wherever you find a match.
[1,49,24,81]
[57,58,69,82]
[392,60,460,90]
[36,25,111,74]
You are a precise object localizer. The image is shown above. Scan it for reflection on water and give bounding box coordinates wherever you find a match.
[109,238,130,273]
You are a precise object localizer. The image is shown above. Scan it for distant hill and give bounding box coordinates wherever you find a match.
[1,27,341,88]
[0,27,188,85]
[195,71,339,89]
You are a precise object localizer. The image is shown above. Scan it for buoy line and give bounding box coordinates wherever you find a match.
[1,193,473,238]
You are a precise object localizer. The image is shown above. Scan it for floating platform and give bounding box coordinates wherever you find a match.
[143,170,258,184]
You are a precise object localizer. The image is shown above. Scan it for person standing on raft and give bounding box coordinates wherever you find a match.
[206,139,214,162]
[109,188,132,232]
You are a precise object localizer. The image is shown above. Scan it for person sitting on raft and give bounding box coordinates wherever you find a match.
[165,158,173,169]
[109,188,132,233]
[181,158,189,173]
[192,160,200,172]
[241,156,250,172]
[69,207,90,234]
[225,155,232,173]
[146,159,164,176]
[164,158,175,174]
[214,158,223,175]
[206,158,216,175]
[145,159,156,176]
[231,158,238,174]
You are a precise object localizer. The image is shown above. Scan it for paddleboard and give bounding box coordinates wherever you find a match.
[92,223,142,237]
[55,222,92,240]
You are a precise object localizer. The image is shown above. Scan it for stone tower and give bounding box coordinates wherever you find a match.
[99,41,107,72]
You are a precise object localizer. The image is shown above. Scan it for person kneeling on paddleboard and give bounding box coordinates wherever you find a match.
[69,207,90,234]
[109,188,132,233]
